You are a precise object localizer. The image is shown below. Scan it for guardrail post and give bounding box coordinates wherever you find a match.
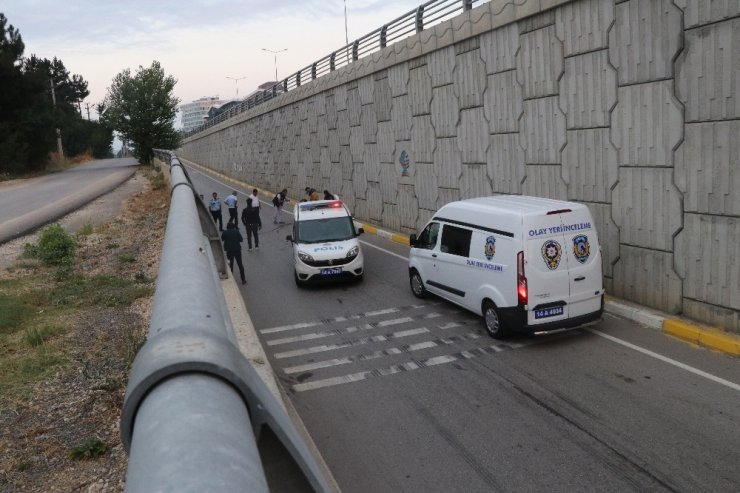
[463,0,473,11]
[330,52,336,71]
[296,71,301,87]
[380,25,388,48]
[416,6,424,32]
[283,78,288,92]
[352,40,359,61]
[311,63,317,80]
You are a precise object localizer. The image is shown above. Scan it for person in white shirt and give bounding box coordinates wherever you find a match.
[248,189,261,209]
[224,191,238,229]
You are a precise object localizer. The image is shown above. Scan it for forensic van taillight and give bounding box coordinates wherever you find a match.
[517,250,528,305]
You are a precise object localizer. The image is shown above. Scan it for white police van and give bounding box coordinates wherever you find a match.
[408,196,604,338]
[286,200,364,285]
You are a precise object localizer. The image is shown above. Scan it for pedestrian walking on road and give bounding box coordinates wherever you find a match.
[273,188,288,224]
[323,190,338,200]
[221,222,246,284]
[241,200,262,251]
[225,190,239,229]
[209,192,223,231]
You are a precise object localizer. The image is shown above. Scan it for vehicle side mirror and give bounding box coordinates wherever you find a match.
[286,235,293,242]
[357,227,364,236]
[409,234,417,246]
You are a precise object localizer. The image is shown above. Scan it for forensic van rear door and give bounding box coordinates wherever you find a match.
[524,212,571,326]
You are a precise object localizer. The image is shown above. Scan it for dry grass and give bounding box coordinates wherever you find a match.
[0,168,169,492]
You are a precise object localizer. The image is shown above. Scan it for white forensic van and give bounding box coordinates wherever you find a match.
[286,200,365,285]
[408,196,604,338]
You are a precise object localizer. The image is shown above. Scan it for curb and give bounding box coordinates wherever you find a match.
[604,297,739,356]
[178,158,739,358]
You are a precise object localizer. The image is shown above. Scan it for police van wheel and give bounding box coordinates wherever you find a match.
[483,300,506,339]
[410,270,427,298]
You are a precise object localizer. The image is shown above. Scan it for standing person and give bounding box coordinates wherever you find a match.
[248,188,261,209]
[221,222,246,284]
[273,188,288,224]
[209,192,223,231]
[241,200,262,251]
[305,187,320,201]
[224,190,239,229]
[323,190,338,200]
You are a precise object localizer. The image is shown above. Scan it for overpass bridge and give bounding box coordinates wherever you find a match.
[179,0,740,336]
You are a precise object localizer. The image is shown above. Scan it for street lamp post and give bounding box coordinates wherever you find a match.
[226,76,247,99]
[261,48,287,83]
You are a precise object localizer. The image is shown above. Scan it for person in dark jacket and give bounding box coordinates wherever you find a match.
[221,222,246,284]
[241,200,262,251]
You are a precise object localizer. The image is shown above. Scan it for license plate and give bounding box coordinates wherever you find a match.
[534,306,564,319]
[320,267,343,275]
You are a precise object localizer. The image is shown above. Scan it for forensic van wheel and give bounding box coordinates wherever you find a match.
[410,270,428,299]
[483,300,507,339]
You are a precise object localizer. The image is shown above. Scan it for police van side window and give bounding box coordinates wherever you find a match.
[417,222,440,250]
[440,225,472,257]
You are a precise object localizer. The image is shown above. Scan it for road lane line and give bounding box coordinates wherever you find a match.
[359,239,407,261]
[587,329,740,392]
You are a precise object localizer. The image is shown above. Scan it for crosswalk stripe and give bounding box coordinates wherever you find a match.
[260,303,432,334]
[265,312,449,346]
[282,332,482,374]
[273,327,430,359]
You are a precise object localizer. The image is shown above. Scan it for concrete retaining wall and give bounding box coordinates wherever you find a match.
[180,0,740,334]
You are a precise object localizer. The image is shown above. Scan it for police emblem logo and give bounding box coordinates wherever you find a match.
[572,234,590,264]
[484,236,496,260]
[541,240,562,270]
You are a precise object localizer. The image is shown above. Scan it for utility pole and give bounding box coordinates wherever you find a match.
[226,76,247,99]
[49,79,64,159]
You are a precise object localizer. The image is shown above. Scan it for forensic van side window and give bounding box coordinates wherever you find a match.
[440,225,472,257]
[417,222,440,250]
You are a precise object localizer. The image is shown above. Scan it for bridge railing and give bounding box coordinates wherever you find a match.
[184,0,482,137]
[119,149,332,492]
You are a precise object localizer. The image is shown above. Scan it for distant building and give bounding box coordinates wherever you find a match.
[180,96,225,132]
[206,100,242,121]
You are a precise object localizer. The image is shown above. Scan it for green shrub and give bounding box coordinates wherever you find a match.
[0,295,32,334]
[37,224,76,266]
[69,438,108,460]
[22,242,38,258]
[77,222,94,237]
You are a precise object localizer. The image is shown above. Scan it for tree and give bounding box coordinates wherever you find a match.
[0,13,55,172]
[101,61,180,164]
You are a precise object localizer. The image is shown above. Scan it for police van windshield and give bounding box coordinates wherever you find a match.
[297,217,355,243]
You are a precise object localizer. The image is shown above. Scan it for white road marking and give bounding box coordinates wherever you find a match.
[273,327,430,359]
[587,329,740,392]
[282,333,481,374]
[266,312,447,346]
[359,239,407,260]
[260,305,428,334]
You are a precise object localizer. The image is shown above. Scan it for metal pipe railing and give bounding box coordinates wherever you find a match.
[122,150,332,492]
[184,0,487,138]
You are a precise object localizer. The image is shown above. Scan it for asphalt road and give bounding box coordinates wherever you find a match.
[187,165,740,493]
[0,157,138,243]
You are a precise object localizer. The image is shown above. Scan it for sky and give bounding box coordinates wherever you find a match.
[2,0,424,124]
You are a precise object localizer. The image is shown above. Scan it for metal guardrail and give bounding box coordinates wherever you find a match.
[184,0,483,137]
[121,150,332,492]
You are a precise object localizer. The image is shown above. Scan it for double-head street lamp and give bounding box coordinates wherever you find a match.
[226,76,247,99]
[261,48,287,83]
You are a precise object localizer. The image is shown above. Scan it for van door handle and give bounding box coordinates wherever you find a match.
[574,276,586,281]
[432,254,437,258]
